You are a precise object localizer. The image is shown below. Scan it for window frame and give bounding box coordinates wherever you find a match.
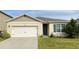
[53,24,65,32]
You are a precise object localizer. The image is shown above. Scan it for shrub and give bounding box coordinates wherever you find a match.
[62,19,79,38]
[49,34,54,37]
[1,31,11,39]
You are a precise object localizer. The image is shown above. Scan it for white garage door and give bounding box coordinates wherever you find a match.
[11,26,37,37]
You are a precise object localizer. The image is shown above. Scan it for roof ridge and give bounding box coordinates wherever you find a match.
[36,16,67,20]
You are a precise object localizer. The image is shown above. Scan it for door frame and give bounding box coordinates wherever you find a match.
[43,24,49,35]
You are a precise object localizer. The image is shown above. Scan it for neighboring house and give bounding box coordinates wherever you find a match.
[0,11,71,37]
[0,11,13,31]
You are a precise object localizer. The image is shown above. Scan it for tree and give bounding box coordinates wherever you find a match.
[63,19,77,38]
[75,24,79,38]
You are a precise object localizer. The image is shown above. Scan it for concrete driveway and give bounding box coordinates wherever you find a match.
[0,37,38,49]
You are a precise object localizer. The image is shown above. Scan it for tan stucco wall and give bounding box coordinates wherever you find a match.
[49,22,67,37]
[7,22,43,36]
[0,13,12,31]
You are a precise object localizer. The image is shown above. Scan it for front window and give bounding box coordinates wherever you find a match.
[54,24,65,32]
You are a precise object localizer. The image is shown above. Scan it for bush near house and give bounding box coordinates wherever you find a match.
[49,34,54,37]
[0,31,10,42]
[63,19,79,38]
[1,31,11,39]
[0,31,11,39]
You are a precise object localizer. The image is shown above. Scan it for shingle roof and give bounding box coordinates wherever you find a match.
[36,17,69,23]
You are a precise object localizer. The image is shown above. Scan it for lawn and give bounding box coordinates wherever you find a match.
[38,37,79,49]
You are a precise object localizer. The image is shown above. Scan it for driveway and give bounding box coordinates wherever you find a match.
[0,37,38,49]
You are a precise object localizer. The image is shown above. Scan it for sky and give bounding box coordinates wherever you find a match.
[2,10,79,20]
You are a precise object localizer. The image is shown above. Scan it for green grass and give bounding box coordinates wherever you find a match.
[38,37,79,49]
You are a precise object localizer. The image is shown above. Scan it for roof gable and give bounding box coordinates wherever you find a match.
[9,14,45,22]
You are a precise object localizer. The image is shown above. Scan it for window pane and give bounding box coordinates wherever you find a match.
[54,24,65,32]
[61,24,65,32]
[54,24,56,32]
[54,24,60,32]
[56,24,60,32]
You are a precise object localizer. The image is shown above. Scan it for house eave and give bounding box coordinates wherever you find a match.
[0,11,13,18]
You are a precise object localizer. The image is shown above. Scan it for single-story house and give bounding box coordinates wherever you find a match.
[0,11,71,37]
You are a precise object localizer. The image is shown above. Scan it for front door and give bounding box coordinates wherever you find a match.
[43,24,48,35]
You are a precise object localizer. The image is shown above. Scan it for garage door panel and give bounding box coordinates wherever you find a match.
[11,26,37,37]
